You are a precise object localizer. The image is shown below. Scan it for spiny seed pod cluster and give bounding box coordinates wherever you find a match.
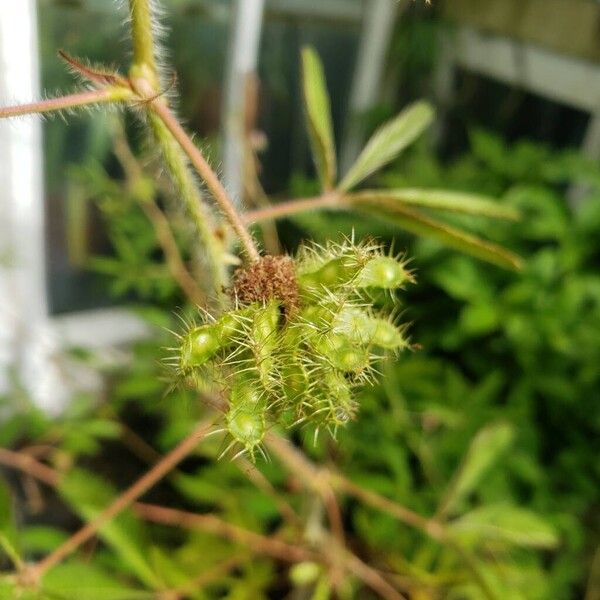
[172,239,413,458]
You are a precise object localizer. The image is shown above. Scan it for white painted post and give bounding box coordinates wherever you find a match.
[0,0,69,411]
[340,0,401,174]
[222,0,265,206]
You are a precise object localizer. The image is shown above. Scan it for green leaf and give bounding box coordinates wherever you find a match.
[58,469,160,589]
[450,504,559,549]
[349,188,520,220]
[438,423,515,518]
[21,526,69,555]
[42,562,153,600]
[353,202,523,270]
[301,46,337,191]
[0,480,21,568]
[339,101,434,191]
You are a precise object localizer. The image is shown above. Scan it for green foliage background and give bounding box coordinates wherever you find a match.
[0,2,598,598]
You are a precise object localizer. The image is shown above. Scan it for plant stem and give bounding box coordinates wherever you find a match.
[135,503,314,563]
[111,119,209,306]
[25,417,214,581]
[344,552,408,600]
[149,112,229,300]
[0,88,131,119]
[127,0,228,295]
[0,448,60,487]
[150,100,260,262]
[128,0,158,77]
[244,193,341,224]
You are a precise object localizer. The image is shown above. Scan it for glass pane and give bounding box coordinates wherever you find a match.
[259,1,361,191]
[39,0,232,314]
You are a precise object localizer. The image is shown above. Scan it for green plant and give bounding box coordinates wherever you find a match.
[0,3,565,599]
[293,130,600,597]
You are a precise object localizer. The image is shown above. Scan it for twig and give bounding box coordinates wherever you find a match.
[0,88,131,119]
[150,99,260,263]
[332,475,444,540]
[344,551,408,600]
[24,417,215,582]
[111,121,208,307]
[141,199,207,306]
[127,0,227,297]
[0,448,60,487]
[236,457,301,529]
[265,435,498,600]
[128,0,158,78]
[265,434,441,539]
[264,434,346,546]
[165,554,246,600]
[244,193,341,224]
[135,502,314,563]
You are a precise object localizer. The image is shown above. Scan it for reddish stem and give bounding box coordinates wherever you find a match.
[0,88,129,119]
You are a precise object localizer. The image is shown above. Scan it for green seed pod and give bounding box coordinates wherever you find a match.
[216,310,246,342]
[227,375,267,456]
[334,307,406,350]
[355,256,411,289]
[251,301,280,386]
[226,407,265,455]
[370,319,407,350]
[315,332,370,372]
[290,562,321,587]
[311,372,356,427]
[179,324,223,372]
[282,359,309,404]
[333,306,374,345]
[229,375,265,408]
[299,257,361,294]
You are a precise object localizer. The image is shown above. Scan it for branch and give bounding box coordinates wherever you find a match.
[0,448,60,487]
[135,502,314,563]
[265,435,498,600]
[166,554,246,600]
[127,0,228,298]
[147,112,228,301]
[0,88,132,120]
[150,99,260,263]
[128,0,158,78]
[344,551,408,600]
[111,120,208,306]
[244,193,341,224]
[24,417,215,582]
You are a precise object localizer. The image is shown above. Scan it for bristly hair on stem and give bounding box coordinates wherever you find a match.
[126,0,261,265]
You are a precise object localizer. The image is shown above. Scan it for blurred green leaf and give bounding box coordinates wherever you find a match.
[301,47,337,191]
[438,423,515,518]
[349,188,520,220]
[354,202,523,270]
[42,562,153,600]
[339,101,434,191]
[0,480,21,568]
[450,504,559,549]
[58,469,160,589]
[21,526,69,556]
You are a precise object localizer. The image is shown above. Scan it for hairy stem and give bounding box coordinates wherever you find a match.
[0,448,59,487]
[148,112,228,303]
[128,0,158,78]
[135,503,314,563]
[111,118,211,306]
[244,193,341,224]
[25,417,214,581]
[0,88,132,119]
[151,100,260,263]
[127,0,227,297]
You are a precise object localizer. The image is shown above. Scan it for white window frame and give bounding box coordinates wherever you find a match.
[0,1,149,412]
[1,0,395,411]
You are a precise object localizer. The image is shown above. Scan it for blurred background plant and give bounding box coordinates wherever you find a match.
[1,0,598,599]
